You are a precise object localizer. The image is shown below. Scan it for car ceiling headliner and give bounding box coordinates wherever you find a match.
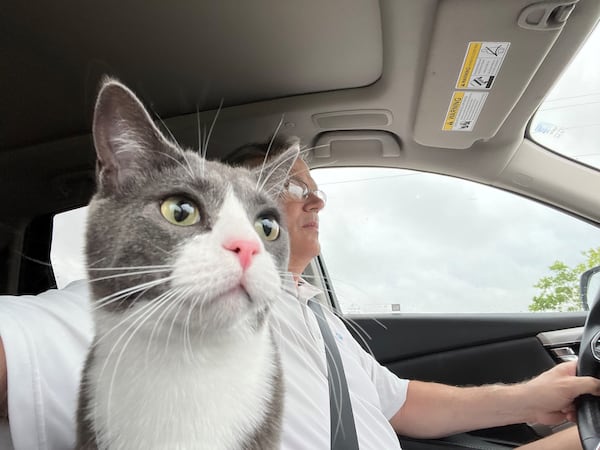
[0,0,382,150]
[1,0,600,225]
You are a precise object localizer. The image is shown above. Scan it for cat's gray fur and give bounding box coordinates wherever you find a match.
[75,78,297,449]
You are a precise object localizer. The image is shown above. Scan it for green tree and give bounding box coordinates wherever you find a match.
[529,247,600,312]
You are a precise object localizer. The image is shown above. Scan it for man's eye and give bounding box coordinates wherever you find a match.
[254,217,280,241]
[160,196,200,226]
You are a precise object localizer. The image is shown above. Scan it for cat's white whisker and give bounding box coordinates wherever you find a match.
[182,286,201,363]
[86,256,109,268]
[164,286,195,359]
[328,310,377,360]
[154,112,182,150]
[144,287,188,366]
[202,123,208,177]
[12,253,53,268]
[256,115,285,190]
[103,293,174,431]
[203,98,224,160]
[147,241,173,256]
[92,276,175,326]
[94,298,164,358]
[322,339,348,442]
[261,147,318,197]
[91,280,171,313]
[87,268,173,285]
[154,149,195,179]
[331,310,374,341]
[88,264,173,271]
[258,148,299,194]
[93,293,171,428]
[196,107,202,151]
[180,150,197,184]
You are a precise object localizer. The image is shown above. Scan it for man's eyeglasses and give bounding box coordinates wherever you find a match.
[283,178,327,204]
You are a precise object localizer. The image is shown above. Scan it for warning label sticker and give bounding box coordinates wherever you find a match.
[456,42,510,90]
[443,91,488,131]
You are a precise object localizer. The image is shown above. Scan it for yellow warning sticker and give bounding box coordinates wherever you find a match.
[456,42,510,90]
[443,91,488,131]
[443,92,465,130]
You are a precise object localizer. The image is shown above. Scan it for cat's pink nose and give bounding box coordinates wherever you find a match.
[223,239,260,270]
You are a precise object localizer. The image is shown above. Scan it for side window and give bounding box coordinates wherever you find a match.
[311,167,600,314]
[51,206,88,288]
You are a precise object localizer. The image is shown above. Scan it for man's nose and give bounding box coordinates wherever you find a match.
[223,239,260,270]
[305,192,325,212]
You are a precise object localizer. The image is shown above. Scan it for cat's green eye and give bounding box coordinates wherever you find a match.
[254,217,280,241]
[160,197,200,226]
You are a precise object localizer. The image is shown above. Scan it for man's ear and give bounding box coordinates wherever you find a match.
[254,137,300,195]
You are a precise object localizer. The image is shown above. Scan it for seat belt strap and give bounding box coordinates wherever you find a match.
[308,299,360,449]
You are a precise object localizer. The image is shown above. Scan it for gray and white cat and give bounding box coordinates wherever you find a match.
[76,79,296,450]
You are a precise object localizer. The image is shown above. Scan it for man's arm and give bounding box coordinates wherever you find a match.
[0,337,7,420]
[390,361,600,438]
[0,283,93,448]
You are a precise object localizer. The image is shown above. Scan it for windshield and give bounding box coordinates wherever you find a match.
[530,22,600,170]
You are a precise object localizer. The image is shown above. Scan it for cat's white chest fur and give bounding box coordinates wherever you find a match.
[87,314,277,450]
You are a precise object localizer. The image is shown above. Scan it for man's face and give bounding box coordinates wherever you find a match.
[280,159,325,274]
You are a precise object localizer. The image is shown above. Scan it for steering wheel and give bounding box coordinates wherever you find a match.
[577,278,600,450]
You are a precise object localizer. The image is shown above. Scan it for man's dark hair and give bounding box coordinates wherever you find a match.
[224,136,303,168]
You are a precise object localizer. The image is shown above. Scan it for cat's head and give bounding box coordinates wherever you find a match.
[86,78,298,337]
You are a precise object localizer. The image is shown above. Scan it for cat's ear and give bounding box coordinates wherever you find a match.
[254,137,301,195]
[92,78,181,192]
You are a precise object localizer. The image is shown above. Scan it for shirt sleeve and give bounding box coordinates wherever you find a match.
[327,312,410,420]
[0,280,93,450]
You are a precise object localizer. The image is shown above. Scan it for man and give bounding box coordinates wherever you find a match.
[267,148,598,450]
[1,141,599,449]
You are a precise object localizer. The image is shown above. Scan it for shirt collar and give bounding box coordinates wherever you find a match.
[281,272,323,304]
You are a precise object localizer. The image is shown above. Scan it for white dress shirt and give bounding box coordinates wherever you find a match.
[0,275,409,449]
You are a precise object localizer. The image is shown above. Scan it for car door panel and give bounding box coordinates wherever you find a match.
[349,314,585,385]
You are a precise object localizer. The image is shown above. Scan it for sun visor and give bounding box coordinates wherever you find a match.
[413,0,579,149]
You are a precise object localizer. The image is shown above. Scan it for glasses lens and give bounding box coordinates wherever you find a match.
[314,190,327,204]
[286,179,307,200]
[284,179,326,205]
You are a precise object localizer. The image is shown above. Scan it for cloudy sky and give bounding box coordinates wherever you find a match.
[51,24,600,315]
[313,168,600,314]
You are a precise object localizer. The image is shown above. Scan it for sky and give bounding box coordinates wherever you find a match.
[530,22,600,170]
[312,168,600,314]
[51,24,600,315]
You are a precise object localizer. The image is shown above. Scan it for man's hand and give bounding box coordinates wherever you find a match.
[518,361,600,425]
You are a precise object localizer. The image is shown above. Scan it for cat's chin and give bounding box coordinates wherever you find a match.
[214,285,252,306]
[194,285,262,329]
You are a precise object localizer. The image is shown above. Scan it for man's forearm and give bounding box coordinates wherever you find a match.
[390,362,600,439]
[390,380,528,438]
